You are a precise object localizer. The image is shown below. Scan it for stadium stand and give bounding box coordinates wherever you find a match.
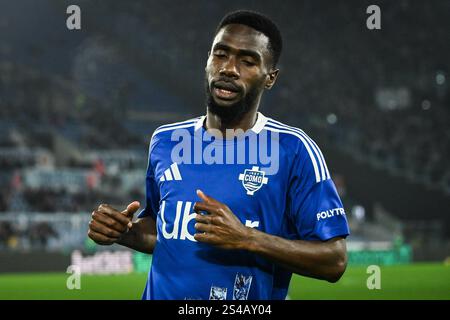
[0,0,449,261]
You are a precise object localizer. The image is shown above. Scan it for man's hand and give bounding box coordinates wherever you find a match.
[193,190,250,250]
[88,201,140,245]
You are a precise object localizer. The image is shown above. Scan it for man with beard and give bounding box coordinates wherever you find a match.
[88,10,350,300]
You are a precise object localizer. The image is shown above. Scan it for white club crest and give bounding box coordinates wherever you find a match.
[238,166,268,196]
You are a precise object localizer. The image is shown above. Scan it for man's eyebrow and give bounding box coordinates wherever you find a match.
[213,43,261,61]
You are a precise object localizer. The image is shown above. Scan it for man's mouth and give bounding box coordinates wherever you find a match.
[212,82,240,100]
[213,87,239,99]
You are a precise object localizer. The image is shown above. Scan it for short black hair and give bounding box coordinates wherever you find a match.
[215,10,282,68]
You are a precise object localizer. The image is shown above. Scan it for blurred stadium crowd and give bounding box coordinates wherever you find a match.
[0,1,449,258]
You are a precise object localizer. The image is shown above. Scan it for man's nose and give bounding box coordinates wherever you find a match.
[219,57,239,79]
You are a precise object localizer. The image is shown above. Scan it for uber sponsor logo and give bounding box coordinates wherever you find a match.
[160,201,196,241]
[160,201,260,242]
[316,207,346,221]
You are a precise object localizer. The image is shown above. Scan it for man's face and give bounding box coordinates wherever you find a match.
[205,24,276,121]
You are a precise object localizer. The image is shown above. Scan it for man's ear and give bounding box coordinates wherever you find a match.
[265,69,279,90]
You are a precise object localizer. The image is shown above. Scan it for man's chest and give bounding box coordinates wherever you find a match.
[153,160,289,239]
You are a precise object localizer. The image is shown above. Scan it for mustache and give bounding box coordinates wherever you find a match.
[211,77,241,93]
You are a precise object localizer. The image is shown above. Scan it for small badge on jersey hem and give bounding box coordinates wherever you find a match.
[233,273,253,300]
[209,286,227,300]
[238,166,268,196]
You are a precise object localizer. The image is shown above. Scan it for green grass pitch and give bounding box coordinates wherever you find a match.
[0,263,448,300]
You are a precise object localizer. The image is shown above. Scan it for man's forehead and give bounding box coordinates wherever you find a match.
[212,24,270,55]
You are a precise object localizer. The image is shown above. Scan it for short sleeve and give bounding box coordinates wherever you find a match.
[288,143,350,241]
[137,137,160,220]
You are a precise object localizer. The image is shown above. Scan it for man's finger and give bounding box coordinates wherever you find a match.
[195,214,223,227]
[121,201,141,219]
[196,189,216,204]
[87,229,117,245]
[195,213,212,224]
[194,232,219,244]
[98,206,131,227]
[89,220,122,239]
[194,222,213,233]
[193,201,216,215]
[92,211,128,233]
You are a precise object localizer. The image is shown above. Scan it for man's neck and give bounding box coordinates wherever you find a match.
[205,109,258,138]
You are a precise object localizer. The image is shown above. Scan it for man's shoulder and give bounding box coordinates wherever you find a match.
[262,116,318,154]
[263,116,330,183]
[150,116,202,141]
[144,116,202,155]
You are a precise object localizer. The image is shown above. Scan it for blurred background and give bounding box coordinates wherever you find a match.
[0,0,449,299]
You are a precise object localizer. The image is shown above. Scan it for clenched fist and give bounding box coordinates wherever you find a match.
[88,201,140,245]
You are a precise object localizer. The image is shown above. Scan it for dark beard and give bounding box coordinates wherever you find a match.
[204,78,260,123]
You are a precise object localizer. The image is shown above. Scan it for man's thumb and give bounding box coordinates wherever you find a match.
[122,201,141,218]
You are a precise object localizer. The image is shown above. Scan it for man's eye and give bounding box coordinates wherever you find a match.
[242,60,255,66]
[214,53,226,58]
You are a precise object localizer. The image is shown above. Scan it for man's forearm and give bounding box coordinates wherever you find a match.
[117,218,156,254]
[244,228,347,282]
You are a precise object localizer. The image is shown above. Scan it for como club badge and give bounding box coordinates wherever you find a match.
[238,166,269,196]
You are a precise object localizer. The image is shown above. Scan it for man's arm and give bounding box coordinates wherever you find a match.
[117,217,157,254]
[245,231,347,282]
[88,202,157,254]
[193,190,347,283]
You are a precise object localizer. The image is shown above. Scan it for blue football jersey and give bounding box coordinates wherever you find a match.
[138,113,350,300]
